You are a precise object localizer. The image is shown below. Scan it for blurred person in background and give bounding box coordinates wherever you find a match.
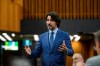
[86,30,100,66]
[24,12,74,66]
[73,53,85,66]
[9,56,32,66]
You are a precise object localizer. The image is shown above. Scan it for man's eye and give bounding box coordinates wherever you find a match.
[46,19,54,21]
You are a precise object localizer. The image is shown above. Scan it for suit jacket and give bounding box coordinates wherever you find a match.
[31,29,74,66]
[86,55,100,66]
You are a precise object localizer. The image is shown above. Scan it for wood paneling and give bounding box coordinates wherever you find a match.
[0,0,99,31]
[80,0,84,19]
[69,0,73,19]
[23,0,100,20]
[45,0,51,16]
[98,0,100,18]
[83,0,87,19]
[90,0,94,19]
[65,0,70,19]
[77,0,80,19]
[73,0,76,19]
[94,0,98,18]
[87,0,91,19]
[0,0,23,32]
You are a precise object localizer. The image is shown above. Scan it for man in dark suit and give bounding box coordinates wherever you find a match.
[86,30,100,66]
[25,12,74,66]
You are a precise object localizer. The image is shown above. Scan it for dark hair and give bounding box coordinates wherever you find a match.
[94,30,100,42]
[46,12,61,27]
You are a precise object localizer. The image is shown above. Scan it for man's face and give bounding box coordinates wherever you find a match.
[46,16,57,30]
[95,40,100,55]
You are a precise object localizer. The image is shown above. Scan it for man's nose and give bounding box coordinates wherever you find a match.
[47,21,51,24]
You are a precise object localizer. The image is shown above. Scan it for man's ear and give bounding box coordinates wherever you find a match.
[56,23,58,26]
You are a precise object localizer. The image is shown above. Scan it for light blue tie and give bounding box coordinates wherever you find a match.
[50,32,54,49]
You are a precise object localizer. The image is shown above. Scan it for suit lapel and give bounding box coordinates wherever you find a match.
[45,31,51,51]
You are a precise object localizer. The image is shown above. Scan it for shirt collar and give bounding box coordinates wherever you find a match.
[49,28,58,35]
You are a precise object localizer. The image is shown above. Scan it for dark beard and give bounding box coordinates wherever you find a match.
[47,26,54,31]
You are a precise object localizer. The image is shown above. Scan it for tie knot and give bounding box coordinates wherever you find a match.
[51,32,54,34]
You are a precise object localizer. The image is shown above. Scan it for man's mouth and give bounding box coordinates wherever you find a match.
[47,24,52,29]
[48,24,51,27]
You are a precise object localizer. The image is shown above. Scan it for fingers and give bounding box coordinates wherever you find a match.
[59,45,65,49]
[24,46,31,55]
[24,46,29,50]
[25,46,29,49]
[58,47,64,51]
[25,46,29,48]
[58,45,66,51]
[58,40,67,52]
[61,44,66,47]
[63,40,65,44]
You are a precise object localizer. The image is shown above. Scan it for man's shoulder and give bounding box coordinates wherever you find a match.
[86,55,100,66]
[58,29,69,35]
[40,31,48,37]
[40,29,70,36]
[87,55,100,62]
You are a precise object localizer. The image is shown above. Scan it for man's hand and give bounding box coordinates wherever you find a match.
[24,46,32,55]
[58,40,67,52]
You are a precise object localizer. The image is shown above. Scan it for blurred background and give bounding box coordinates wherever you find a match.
[0,0,100,66]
